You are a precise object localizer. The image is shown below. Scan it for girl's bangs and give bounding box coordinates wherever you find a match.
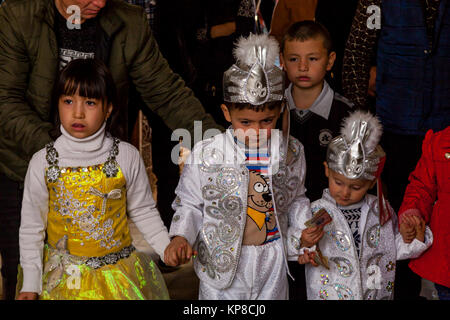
[61,74,105,101]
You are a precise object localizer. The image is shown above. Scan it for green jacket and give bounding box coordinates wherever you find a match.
[0,0,221,182]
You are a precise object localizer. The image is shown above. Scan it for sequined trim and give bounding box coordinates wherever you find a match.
[328,229,351,251]
[103,137,120,177]
[85,245,135,269]
[330,257,353,277]
[45,136,121,183]
[366,224,381,248]
[333,283,354,300]
[45,142,60,183]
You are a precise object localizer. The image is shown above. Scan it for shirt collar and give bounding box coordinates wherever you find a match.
[59,122,107,153]
[285,80,334,120]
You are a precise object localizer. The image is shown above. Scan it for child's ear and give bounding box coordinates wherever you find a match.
[326,51,336,71]
[369,178,377,189]
[221,104,232,123]
[323,161,330,178]
[279,53,285,70]
[106,103,113,119]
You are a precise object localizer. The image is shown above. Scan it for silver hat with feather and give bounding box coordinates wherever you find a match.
[327,111,385,181]
[223,33,284,105]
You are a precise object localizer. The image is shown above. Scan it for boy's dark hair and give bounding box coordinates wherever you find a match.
[281,20,333,54]
[50,58,124,139]
[225,100,284,112]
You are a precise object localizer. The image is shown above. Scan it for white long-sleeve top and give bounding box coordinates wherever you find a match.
[19,123,170,294]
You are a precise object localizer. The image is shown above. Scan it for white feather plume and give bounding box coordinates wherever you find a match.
[340,110,383,153]
[233,33,280,69]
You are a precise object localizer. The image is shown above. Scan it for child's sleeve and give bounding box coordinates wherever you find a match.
[398,130,437,225]
[391,204,433,260]
[123,144,170,261]
[19,151,48,294]
[168,151,204,247]
[286,144,311,261]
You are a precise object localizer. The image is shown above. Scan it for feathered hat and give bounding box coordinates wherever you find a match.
[223,33,284,105]
[327,110,392,225]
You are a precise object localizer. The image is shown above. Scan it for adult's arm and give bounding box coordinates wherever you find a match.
[0,3,53,160]
[342,0,380,109]
[398,130,437,225]
[127,10,223,141]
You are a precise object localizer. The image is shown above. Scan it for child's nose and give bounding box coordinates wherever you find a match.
[343,186,351,198]
[73,104,85,118]
[298,59,308,71]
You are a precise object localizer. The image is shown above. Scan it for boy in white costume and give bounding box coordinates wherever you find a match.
[298,111,433,300]
[165,34,311,300]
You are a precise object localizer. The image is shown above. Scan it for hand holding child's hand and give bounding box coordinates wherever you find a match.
[399,215,416,243]
[16,292,38,300]
[164,236,198,267]
[297,249,319,267]
[300,226,324,248]
[411,215,426,243]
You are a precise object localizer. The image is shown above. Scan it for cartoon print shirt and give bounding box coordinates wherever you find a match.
[235,138,281,245]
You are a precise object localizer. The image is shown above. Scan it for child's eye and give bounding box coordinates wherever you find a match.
[63,99,72,105]
[334,180,342,186]
[352,186,362,191]
[86,100,97,106]
[240,120,250,126]
[263,118,274,123]
[309,57,318,61]
[289,57,298,62]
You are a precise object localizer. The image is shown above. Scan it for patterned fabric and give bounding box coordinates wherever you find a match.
[342,0,380,109]
[16,245,169,300]
[339,207,362,257]
[239,138,281,244]
[342,0,442,110]
[55,11,97,70]
[24,138,170,300]
[45,141,131,257]
[198,239,288,299]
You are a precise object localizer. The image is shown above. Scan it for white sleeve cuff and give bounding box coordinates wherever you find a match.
[20,267,42,295]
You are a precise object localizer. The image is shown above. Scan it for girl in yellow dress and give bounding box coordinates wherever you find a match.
[16,59,170,300]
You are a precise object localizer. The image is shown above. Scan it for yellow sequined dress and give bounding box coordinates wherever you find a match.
[19,137,169,300]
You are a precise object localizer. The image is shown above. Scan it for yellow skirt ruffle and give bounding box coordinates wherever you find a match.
[17,245,170,300]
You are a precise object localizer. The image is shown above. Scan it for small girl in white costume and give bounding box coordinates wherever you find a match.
[17,59,170,300]
[298,111,433,300]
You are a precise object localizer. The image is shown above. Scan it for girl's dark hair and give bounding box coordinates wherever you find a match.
[49,58,124,139]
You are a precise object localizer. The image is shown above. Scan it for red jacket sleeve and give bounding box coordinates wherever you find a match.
[398,130,437,224]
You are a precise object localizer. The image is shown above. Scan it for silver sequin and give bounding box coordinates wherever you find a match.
[330,257,353,277]
[333,283,354,300]
[329,230,351,251]
[367,224,381,248]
